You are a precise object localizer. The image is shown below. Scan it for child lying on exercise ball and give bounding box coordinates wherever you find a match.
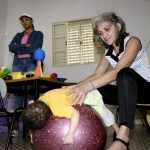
[22,88,118,144]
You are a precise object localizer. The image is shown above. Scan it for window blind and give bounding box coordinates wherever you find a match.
[52,18,104,67]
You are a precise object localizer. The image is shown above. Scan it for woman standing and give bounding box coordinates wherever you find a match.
[9,13,43,72]
[9,13,43,137]
[66,12,150,150]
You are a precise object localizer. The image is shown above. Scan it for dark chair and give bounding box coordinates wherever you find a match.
[114,104,150,137]
[137,104,150,134]
[0,78,25,150]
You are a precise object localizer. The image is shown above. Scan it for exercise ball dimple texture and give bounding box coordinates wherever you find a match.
[34,48,45,61]
[33,105,107,150]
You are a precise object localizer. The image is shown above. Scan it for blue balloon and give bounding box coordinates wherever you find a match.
[34,48,45,61]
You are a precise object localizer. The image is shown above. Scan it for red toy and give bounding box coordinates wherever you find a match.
[50,73,57,79]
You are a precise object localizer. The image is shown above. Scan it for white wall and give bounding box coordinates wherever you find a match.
[2,0,150,82]
[0,0,7,66]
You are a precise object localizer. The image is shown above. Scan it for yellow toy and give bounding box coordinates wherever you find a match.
[11,72,26,80]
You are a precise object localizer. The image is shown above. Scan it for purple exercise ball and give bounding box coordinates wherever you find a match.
[32,105,107,150]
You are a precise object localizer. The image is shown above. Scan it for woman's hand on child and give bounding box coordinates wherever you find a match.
[67,82,92,105]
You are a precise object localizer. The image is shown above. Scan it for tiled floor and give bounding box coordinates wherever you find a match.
[0,125,150,150]
[105,126,150,150]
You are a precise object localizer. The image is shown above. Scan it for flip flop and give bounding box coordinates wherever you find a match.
[114,137,129,150]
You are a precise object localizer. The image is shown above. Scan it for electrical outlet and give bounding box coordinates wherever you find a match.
[5,31,8,37]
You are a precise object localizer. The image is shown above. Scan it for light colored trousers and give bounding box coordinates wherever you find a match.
[84,90,115,127]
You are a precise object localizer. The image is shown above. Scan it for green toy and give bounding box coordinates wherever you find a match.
[0,67,11,78]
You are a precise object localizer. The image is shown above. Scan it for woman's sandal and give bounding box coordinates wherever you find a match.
[114,137,129,150]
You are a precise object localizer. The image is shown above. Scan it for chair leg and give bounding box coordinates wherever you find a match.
[6,115,12,145]
[113,108,119,141]
[140,109,150,134]
[23,123,26,139]
[5,113,16,150]
[18,111,26,139]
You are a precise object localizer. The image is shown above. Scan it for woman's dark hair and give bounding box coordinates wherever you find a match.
[93,12,129,48]
[22,101,51,130]
[29,18,34,30]
[32,24,34,30]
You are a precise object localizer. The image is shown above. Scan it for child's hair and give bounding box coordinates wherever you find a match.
[22,100,51,130]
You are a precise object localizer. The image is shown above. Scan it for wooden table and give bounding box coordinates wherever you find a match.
[5,77,71,104]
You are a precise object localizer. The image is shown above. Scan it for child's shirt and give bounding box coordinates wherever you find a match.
[39,88,76,119]
[39,88,115,127]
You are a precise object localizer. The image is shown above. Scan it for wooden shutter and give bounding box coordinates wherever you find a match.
[52,18,104,67]
[52,23,67,67]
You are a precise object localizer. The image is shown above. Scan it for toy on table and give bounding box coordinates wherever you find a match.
[0,67,11,78]
[45,73,57,79]
[10,72,26,80]
[50,73,57,79]
[46,73,67,82]
[57,77,67,82]
[33,48,45,77]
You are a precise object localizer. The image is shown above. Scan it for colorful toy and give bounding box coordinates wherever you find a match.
[0,67,11,78]
[50,73,57,79]
[33,48,45,77]
[57,78,67,82]
[32,105,107,150]
[11,72,26,80]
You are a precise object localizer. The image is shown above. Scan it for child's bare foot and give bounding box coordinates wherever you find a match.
[30,133,33,143]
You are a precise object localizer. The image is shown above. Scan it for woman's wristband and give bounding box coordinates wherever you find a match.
[89,81,96,90]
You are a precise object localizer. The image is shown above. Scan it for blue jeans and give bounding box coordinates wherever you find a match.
[12,95,25,108]
[12,58,36,73]
[12,58,36,108]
